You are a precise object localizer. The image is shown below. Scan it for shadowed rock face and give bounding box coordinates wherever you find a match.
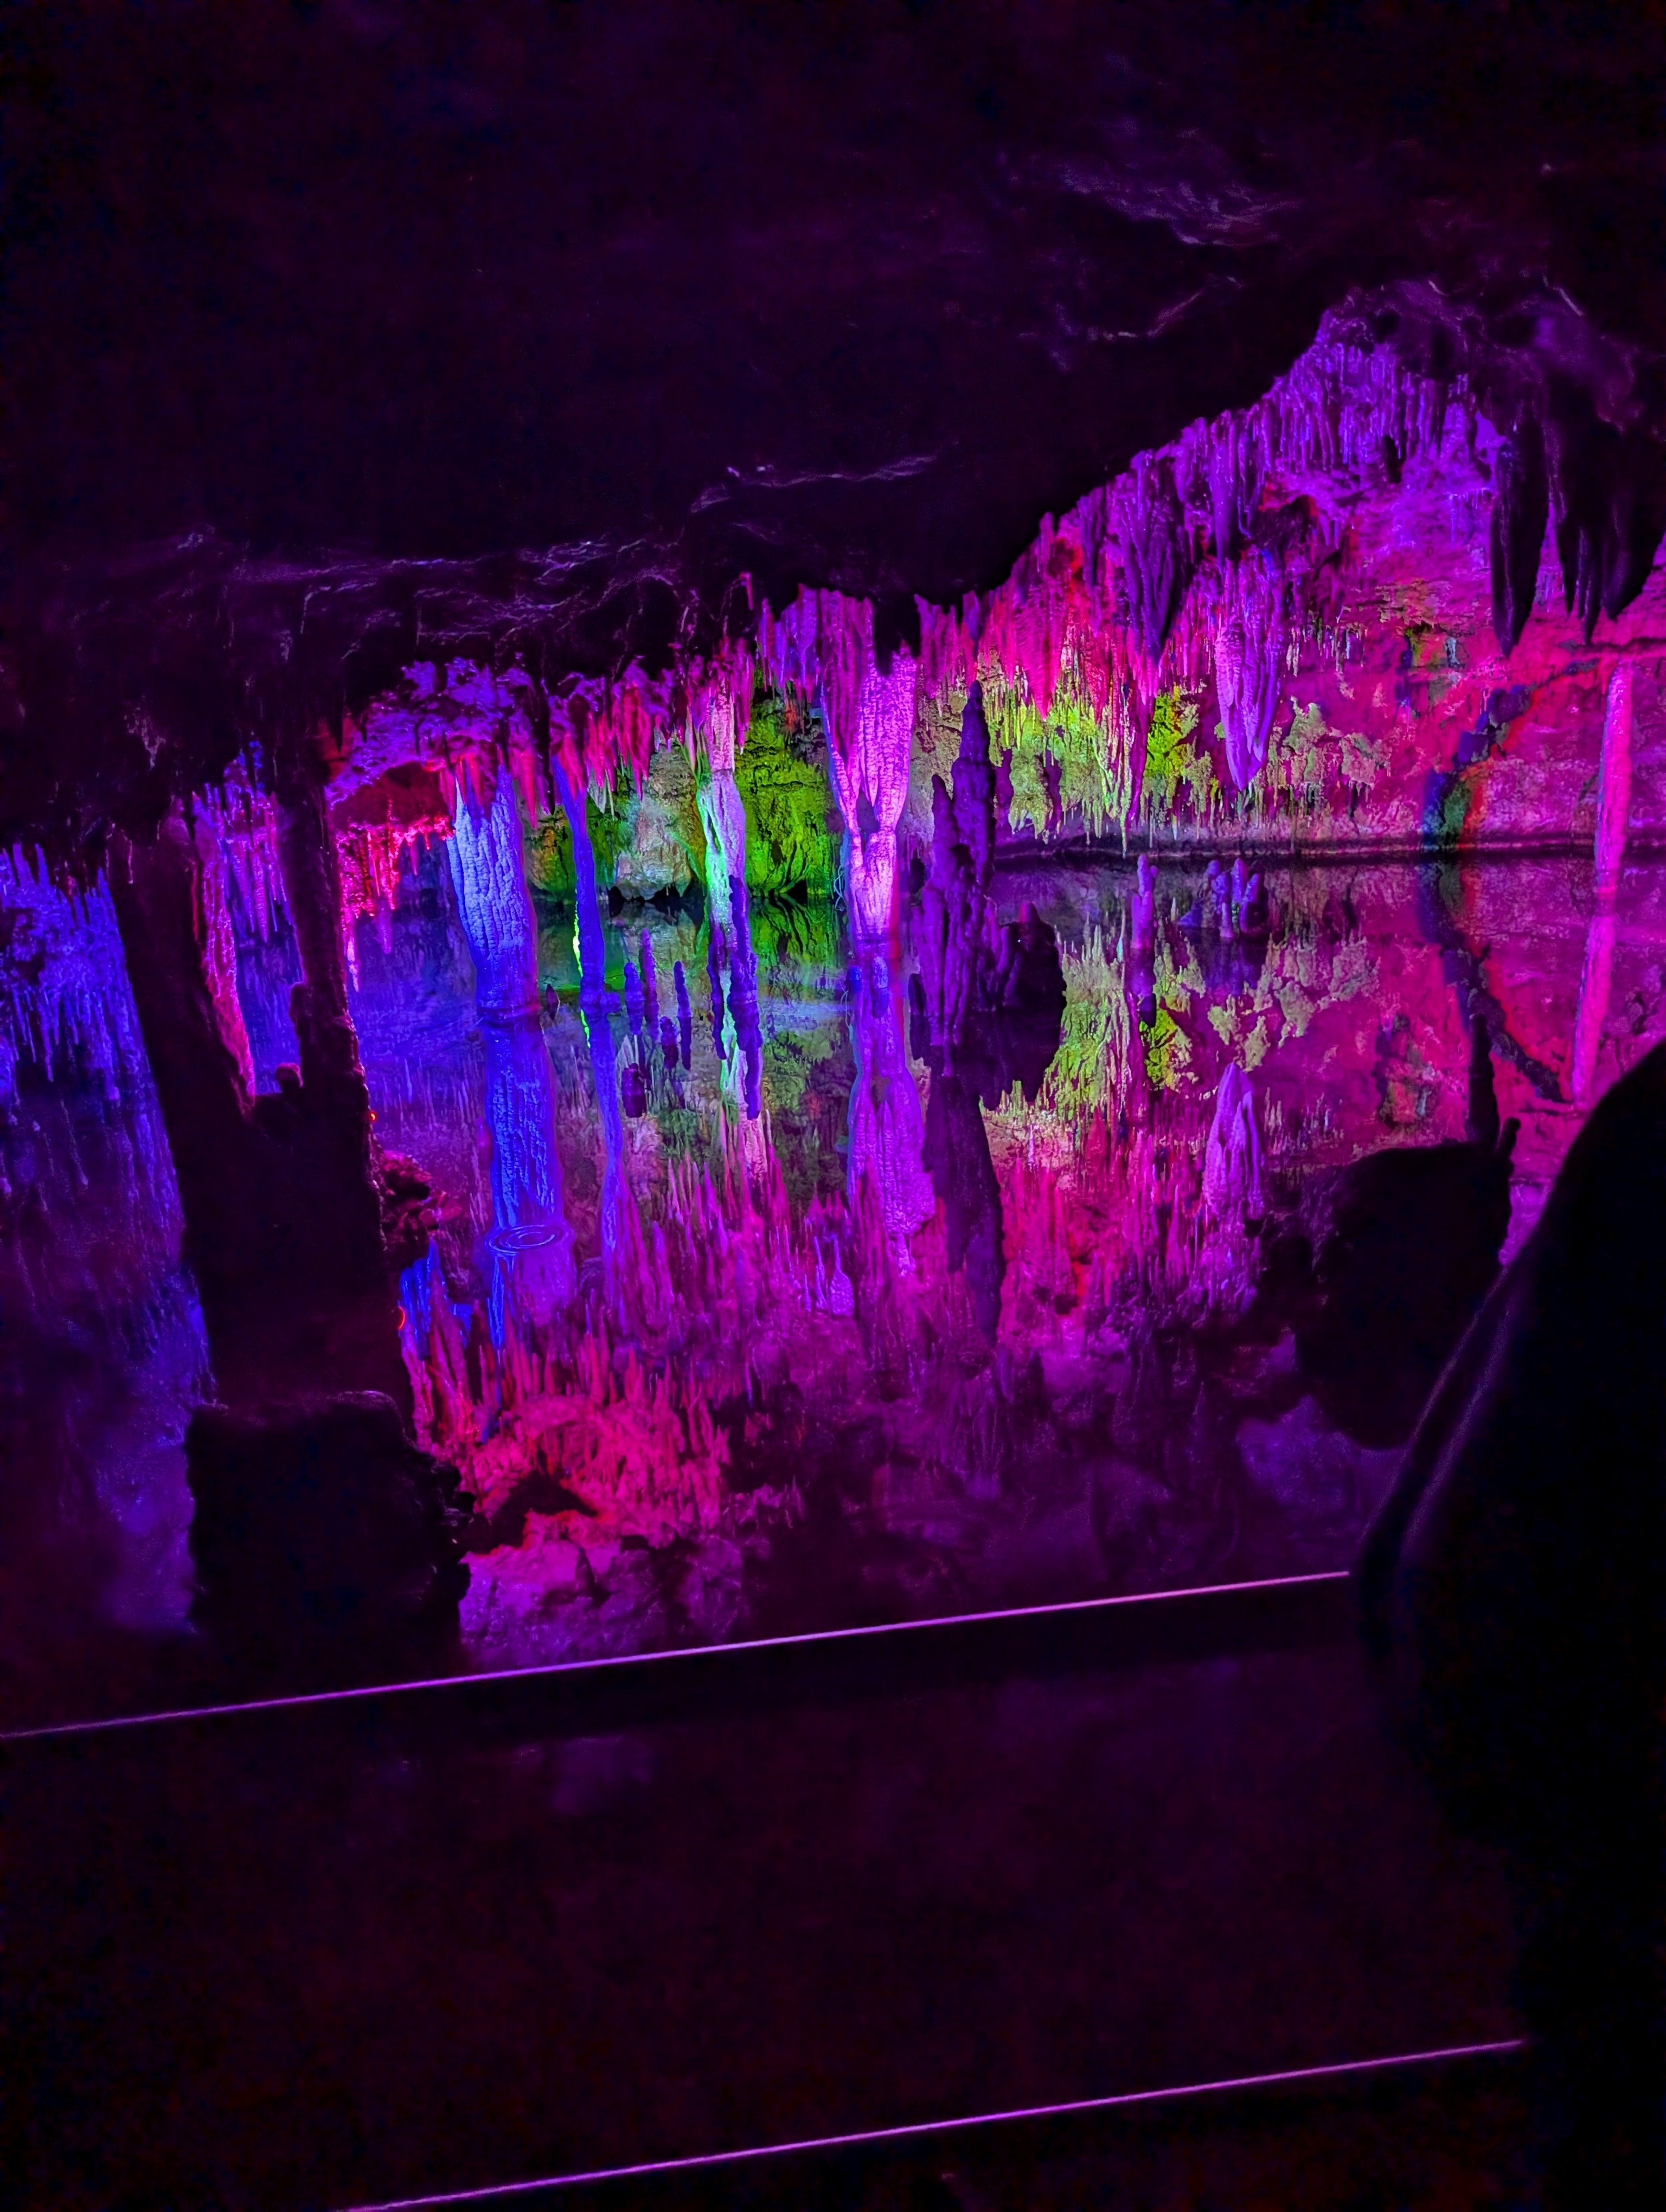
[185,1392,475,1687]
[1248,1025,1518,1451]
[10,3,1666,853]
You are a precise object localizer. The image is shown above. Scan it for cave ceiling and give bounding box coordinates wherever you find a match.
[8,1,1666,858]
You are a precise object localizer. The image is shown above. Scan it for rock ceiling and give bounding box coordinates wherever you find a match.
[8,2,1666,854]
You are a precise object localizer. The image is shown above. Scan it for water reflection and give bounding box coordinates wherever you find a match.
[8,829,1666,1710]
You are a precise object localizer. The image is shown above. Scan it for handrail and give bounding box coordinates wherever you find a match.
[3,1569,1354,1747]
[337,2038,1525,2210]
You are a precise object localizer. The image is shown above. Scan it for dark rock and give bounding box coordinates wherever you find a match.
[184,1392,473,1686]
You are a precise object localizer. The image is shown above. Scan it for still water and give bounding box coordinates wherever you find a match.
[3,844,1659,1714]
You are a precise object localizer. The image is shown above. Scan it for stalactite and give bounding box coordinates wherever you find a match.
[0,852,150,1097]
[446,762,541,1017]
[1113,453,1193,675]
[1214,553,1286,792]
[1188,407,1266,565]
[1545,395,1666,642]
[1489,408,1549,658]
[706,925,726,1053]
[836,647,917,943]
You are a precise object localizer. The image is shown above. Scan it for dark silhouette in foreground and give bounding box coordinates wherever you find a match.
[1251,1018,1518,1448]
[1359,1039,1666,2209]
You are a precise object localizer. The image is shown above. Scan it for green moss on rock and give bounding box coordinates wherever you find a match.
[736,691,840,899]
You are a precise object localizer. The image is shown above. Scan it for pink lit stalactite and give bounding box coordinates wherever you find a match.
[834,650,917,943]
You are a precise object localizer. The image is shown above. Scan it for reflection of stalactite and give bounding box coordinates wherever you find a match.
[674,960,693,1070]
[552,754,608,1004]
[1571,664,1634,1105]
[706,925,726,1053]
[1595,661,1634,898]
[847,956,933,1273]
[1127,854,1158,1030]
[726,884,764,1120]
[581,1009,629,1317]
[921,1072,1004,1340]
[1572,907,1618,1106]
[1202,1064,1266,1226]
[913,698,1065,1339]
[482,1019,576,1341]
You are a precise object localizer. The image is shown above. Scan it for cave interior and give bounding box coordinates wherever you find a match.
[7,7,1666,2207]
